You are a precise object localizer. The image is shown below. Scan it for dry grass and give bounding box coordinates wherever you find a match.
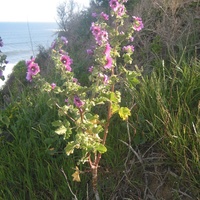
[129,0,200,69]
[102,142,197,200]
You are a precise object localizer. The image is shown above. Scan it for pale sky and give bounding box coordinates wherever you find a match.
[0,0,90,22]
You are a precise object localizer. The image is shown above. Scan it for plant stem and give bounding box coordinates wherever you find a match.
[92,165,100,200]
[102,68,115,145]
[90,68,115,199]
[61,167,78,200]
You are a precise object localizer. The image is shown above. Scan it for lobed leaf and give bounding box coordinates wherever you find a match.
[118,107,131,120]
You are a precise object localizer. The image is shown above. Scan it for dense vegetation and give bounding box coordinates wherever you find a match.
[0,0,199,199]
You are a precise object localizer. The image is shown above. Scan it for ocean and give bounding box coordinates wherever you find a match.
[0,22,58,87]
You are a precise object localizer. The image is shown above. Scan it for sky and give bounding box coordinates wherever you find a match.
[0,0,90,22]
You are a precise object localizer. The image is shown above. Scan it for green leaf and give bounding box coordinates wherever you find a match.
[55,125,67,135]
[65,141,79,156]
[110,92,118,103]
[123,53,132,64]
[111,103,120,114]
[95,143,107,154]
[53,86,63,94]
[0,115,10,128]
[52,120,63,127]
[126,70,141,88]
[47,98,56,108]
[110,91,121,103]
[92,124,103,134]
[41,82,52,92]
[118,107,131,120]
[63,120,72,139]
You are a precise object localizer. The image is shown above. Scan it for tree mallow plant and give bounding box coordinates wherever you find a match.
[26,0,143,199]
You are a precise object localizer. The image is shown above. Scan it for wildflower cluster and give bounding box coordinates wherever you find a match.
[0,37,9,81]
[90,23,109,45]
[28,0,144,198]
[25,57,40,82]
[132,16,144,31]
[51,37,73,72]
[110,0,126,16]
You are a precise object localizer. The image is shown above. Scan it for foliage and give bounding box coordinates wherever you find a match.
[0,61,27,100]
[0,37,9,81]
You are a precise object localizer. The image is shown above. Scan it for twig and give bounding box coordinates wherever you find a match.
[86,183,89,200]
[119,139,149,199]
[55,103,76,122]
[142,136,164,158]
[172,189,193,199]
[61,167,78,200]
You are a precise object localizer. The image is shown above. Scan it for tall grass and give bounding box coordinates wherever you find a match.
[0,89,78,199]
[132,56,200,195]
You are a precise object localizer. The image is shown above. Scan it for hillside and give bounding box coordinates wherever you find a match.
[0,0,199,199]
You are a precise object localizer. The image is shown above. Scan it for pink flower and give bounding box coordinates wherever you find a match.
[123,45,135,52]
[65,65,72,72]
[100,12,109,20]
[87,49,94,55]
[104,43,112,57]
[92,12,98,18]
[27,62,40,76]
[104,56,113,69]
[99,73,109,84]
[103,74,109,84]
[104,43,113,69]
[60,54,73,71]
[90,22,109,45]
[132,16,144,31]
[109,0,120,12]
[109,0,126,17]
[88,66,94,73]
[26,57,35,67]
[60,36,68,45]
[26,72,33,82]
[73,78,79,84]
[74,96,84,108]
[60,55,70,65]
[90,23,101,36]
[96,30,109,45]
[129,36,134,42]
[51,83,56,89]
[117,4,125,16]
[25,58,40,82]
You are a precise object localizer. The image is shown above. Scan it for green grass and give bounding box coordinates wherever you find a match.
[133,57,200,194]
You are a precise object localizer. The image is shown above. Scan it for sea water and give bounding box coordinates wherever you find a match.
[0,22,58,87]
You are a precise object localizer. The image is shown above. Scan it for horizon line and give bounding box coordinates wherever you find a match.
[0,21,57,23]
